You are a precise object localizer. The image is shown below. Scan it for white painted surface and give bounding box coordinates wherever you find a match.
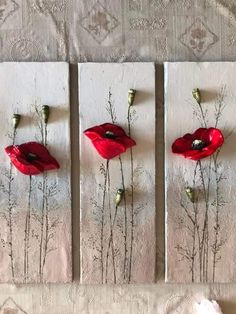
[165,62,236,283]
[0,63,71,283]
[79,63,156,283]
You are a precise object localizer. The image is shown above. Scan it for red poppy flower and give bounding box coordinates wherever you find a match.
[172,128,224,160]
[5,141,60,175]
[84,123,136,160]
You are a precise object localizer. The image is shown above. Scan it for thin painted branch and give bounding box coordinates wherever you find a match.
[212,152,221,282]
[107,89,128,281]
[211,87,226,281]
[24,175,32,283]
[38,116,47,281]
[199,159,211,282]
[205,156,212,281]
[100,160,109,283]
[39,174,45,281]
[42,173,48,275]
[105,163,116,283]
[190,161,198,282]
[198,103,207,128]
[127,105,135,283]
[118,156,128,281]
[7,128,16,281]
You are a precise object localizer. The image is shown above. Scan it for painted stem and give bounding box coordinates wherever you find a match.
[192,161,203,282]
[38,120,47,281]
[195,204,202,283]
[105,205,119,283]
[118,156,128,281]
[107,90,128,281]
[198,103,207,128]
[42,174,48,273]
[199,159,211,282]
[39,174,45,281]
[100,160,109,283]
[7,128,16,281]
[190,162,198,282]
[212,92,225,282]
[105,163,116,283]
[212,152,220,282]
[24,175,32,282]
[42,123,49,276]
[205,157,212,281]
[127,105,135,283]
[197,101,210,282]
[198,161,206,282]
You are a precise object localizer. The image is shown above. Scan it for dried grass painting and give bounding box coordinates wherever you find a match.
[165,62,236,283]
[0,63,71,283]
[79,63,156,284]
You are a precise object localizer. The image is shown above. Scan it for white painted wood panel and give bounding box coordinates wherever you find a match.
[165,62,236,283]
[79,63,156,283]
[0,63,71,283]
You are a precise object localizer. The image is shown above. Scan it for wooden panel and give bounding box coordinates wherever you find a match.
[0,63,71,283]
[79,63,156,283]
[165,62,236,283]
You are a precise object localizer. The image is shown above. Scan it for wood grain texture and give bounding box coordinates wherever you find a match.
[0,62,71,283]
[79,63,156,284]
[165,62,236,283]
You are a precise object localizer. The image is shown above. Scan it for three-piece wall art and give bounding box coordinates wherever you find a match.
[0,62,233,284]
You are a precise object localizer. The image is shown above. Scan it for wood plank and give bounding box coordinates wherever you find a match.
[0,63,71,283]
[79,63,156,283]
[165,62,236,282]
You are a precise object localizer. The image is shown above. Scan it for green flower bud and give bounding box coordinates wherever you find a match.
[12,114,21,129]
[42,105,50,123]
[192,88,201,104]
[115,188,125,207]
[185,186,195,203]
[128,89,136,107]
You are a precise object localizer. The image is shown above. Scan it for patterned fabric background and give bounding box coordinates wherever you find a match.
[1,0,236,313]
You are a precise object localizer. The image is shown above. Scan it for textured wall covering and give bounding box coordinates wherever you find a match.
[1,0,236,312]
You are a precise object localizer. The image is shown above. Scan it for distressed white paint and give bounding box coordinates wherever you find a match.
[165,62,236,283]
[79,63,156,283]
[0,63,71,283]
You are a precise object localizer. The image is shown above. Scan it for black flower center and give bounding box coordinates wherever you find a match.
[27,153,38,162]
[104,131,117,139]
[192,139,206,150]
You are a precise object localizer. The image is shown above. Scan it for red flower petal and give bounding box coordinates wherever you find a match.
[84,123,136,160]
[101,123,127,137]
[119,135,136,149]
[172,128,224,160]
[84,123,127,141]
[18,142,60,171]
[171,136,193,154]
[83,125,104,141]
[93,139,126,159]
[5,142,60,175]
[207,128,224,146]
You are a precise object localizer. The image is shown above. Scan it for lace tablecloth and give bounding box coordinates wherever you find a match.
[1,0,236,313]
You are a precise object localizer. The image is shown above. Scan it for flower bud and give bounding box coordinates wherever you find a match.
[185,186,195,203]
[12,114,21,129]
[128,89,136,107]
[42,105,50,123]
[115,188,125,207]
[192,88,201,104]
